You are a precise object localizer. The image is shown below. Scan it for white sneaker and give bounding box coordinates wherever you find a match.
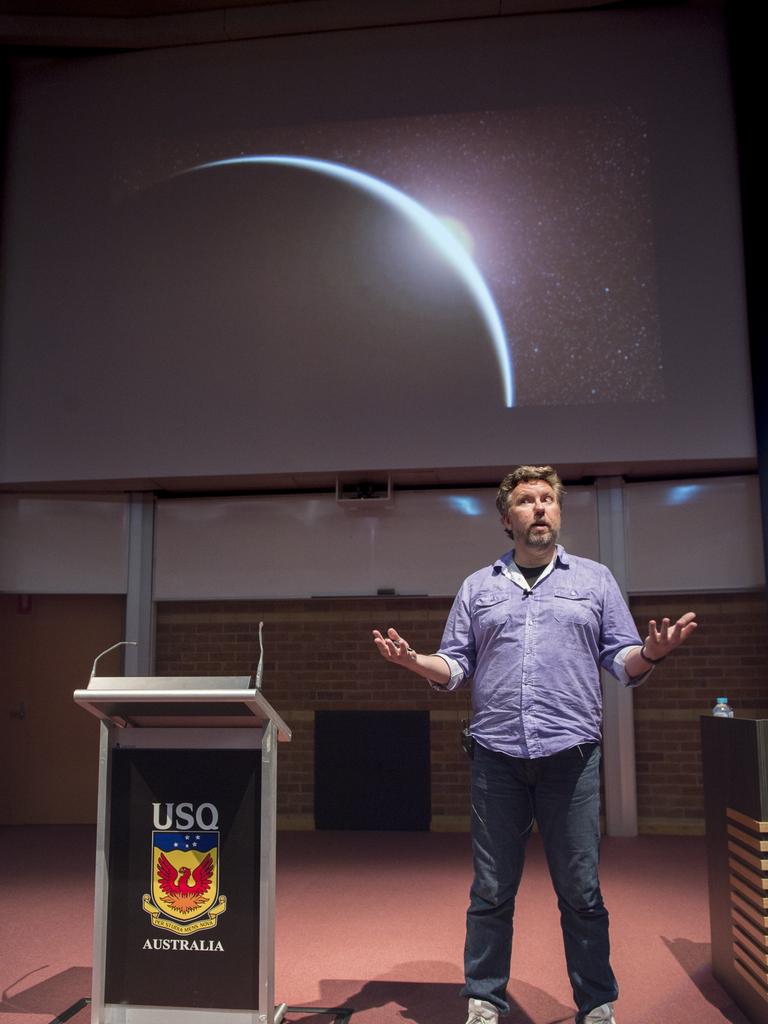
[465,998,499,1024]
[583,1004,616,1023]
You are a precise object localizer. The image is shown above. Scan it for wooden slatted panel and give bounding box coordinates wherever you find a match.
[727,841,768,873]
[734,958,768,1001]
[730,857,768,891]
[732,908,768,949]
[728,808,768,834]
[728,823,768,853]
[734,933,768,967]
[732,891,768,929]
[731,873,768,911]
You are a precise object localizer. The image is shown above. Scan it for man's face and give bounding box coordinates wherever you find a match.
[501,479,561,549]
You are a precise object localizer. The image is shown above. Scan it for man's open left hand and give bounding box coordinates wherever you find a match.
[643,611,698,660]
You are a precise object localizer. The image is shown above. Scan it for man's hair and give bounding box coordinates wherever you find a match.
[495,465,565,516]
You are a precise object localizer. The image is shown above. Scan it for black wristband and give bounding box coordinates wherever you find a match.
[640,643,667,665]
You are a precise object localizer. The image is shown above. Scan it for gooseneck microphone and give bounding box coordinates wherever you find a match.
[90,640,138,679]
[255,621,265,690]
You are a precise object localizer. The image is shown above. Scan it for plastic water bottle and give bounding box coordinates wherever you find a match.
[712,697,734,718]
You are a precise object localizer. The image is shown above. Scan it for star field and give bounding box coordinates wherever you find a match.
[122,104,662,408]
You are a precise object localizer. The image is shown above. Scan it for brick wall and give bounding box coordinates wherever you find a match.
[155,590,768,834]
[631,592,768,834]
[155,598,472,831]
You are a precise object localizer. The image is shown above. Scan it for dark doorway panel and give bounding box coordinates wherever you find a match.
[314,710,431,830]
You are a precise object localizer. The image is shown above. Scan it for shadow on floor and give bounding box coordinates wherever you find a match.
[662,937,751,1024]
[289,965,574,1024]
[1,962,574,1024]
[1,965,91,1021]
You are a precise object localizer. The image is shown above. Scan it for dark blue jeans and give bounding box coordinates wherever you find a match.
[462,742,618,1023]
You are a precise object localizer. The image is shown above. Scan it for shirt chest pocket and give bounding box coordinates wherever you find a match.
[471,593,510,630]
[552,590,592,629]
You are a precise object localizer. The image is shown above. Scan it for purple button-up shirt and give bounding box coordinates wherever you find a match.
[436,545,645,758]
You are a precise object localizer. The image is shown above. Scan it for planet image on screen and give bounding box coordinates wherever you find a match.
[109,156,513,467]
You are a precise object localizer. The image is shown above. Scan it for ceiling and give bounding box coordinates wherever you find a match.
[0,0,638,51]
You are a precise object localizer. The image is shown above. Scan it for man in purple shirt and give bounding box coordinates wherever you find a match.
[373,465,697,1024]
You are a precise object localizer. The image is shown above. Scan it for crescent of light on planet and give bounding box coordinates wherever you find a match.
[182,155,515,408]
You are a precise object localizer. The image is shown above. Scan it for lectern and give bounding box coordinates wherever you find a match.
[701,716,768,1024]
[74,675,291,1024]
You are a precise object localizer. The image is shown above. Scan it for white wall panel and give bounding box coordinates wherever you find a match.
[154,486,599,600]
[4,478,760,600]
[625,476,765,593]
[0,495,129,593]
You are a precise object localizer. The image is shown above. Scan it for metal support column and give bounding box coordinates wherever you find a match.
[596,476,638,836]
[124,492,155,677]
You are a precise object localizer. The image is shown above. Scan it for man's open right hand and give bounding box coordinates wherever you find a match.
[372,627,417,665]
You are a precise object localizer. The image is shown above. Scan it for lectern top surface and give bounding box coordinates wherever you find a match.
[73,677,291,739]
[85,676,253,691]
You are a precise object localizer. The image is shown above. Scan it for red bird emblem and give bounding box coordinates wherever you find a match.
[157,852,214,915]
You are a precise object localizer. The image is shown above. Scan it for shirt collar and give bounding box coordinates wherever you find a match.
[493,544,568,572]
[493,545,567,591]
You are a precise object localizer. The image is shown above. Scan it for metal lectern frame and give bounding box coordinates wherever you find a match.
[74,676,291,1024]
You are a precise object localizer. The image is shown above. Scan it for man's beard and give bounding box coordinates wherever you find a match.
[526,524,558,548]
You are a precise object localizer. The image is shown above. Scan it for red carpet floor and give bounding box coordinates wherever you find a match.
[0,827,752,1024]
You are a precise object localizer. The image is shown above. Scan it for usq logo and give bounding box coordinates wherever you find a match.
[142,803,227,935]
